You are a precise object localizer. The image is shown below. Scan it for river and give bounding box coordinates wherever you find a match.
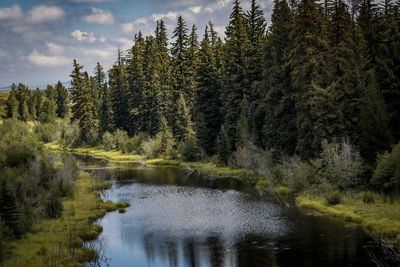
[80,158,379,267]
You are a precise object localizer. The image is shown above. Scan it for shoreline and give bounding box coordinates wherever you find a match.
[45,142,400,249]
[3,172,128,266]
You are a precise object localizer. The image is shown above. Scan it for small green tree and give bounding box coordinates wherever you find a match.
[216,124,231,166]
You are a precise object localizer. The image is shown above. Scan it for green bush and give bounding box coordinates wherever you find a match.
[280,157,316,193]
[101,129,128,151]
[178,134,200,162]
[326,191,342,205]
[255,179,270,194]
[60,120,80,147]
[44,193,63,219]
[122,132,148,153]
[34,122,58,143]
[5,149,35,168]
[371,142,400,196]
[362,191,375,204]
[316,139,364,190]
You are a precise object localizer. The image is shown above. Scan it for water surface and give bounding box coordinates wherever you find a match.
[89,166,377,267]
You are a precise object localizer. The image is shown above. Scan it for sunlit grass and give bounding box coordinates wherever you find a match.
[3,172,121,266]
[296,193,400,246]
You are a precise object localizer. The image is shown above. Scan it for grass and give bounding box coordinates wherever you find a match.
[296,192,400,247]
[2,172,122,266]
[45,142,258,181]
[45,142,400,248]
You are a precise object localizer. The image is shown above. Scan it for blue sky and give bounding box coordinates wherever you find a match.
[0,0,273,87]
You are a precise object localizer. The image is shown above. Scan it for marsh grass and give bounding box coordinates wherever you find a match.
[296,193,400,246]
[3,172,118,266]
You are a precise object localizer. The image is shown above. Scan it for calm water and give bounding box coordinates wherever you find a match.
[86,165,378,267]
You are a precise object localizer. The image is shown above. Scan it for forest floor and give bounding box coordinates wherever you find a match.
[45,142,400,248]
[3,172,127,267]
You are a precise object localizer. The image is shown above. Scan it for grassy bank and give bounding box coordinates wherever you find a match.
[45,143,400,249]
[45,142,259,183]
[3,172,127,266]
[296,193,400,247]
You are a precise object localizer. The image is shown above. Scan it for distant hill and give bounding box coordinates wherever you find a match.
[0,81,71,92]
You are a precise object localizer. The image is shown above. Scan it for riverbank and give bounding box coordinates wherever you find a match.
[3,172,128,266]
[44,142,400,249]
[296,194,400,247]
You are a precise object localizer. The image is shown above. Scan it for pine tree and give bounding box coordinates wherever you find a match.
[195,26,223,155]
[55,81,69,118]
[223,0,251,151]
[216,124,231,166]
[171,16,192,132]
[359,71,393,162]
[38,98,57,123]
[15,83,30,121]
[5,85,19,119]
[157,115,175,156]
[127,32,146,134]
[99,82,113,134]
[70,59,97,144]
[245,0,266,101]
[0,180,24,238]
[154,20,173,130]
[236,95,250,147]
[261,0,296,154]
[33,88,43,119]
[109,49,130,132]
[288,0,331,159]
[45,85,57,101]
[175,92,193,143]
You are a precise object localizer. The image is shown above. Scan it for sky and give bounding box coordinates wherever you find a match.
[0,0,273,87]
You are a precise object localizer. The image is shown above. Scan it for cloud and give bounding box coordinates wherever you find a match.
[46,42,65,55]
[0,5,23,21]
[0,49,7,58]
[83,7,115,25]
[72,0,116,3]
[188,6,202,14]
[28,50,69,66]
[27,5,66,23]
[151,11,177,22]
[71,29,97,42]
[204,0,231,13]
[121,17,149,34]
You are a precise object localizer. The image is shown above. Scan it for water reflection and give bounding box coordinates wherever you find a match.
[96,167,376,267]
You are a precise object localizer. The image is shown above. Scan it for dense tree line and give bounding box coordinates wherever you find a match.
[68,0,398,160]
[4,0,400,193]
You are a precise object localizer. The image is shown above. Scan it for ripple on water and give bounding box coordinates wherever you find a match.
[110,183,291,243]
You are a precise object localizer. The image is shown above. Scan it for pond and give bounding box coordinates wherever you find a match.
[83,162,378,267]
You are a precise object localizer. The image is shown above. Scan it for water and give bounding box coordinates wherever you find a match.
[86,166,378,267]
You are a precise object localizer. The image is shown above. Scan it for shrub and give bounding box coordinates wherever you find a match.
[371,142,400,196]
[234,142,273,177]
[44,193,63,219]
[5,149,35,168]
[101,132,115,150]
[255,179,270,194]
[122,132,148,153]
[34,122,58,143]
[280,157,316,193]
[60,120,80,147]
[326,191,342,205]
[141,136,161,159]
[178,134,199,162]
[317,139,364,191]
[362,191,375,204]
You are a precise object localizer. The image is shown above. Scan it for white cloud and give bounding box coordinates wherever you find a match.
[121,17,149,34]
[27,50,69,66]
[27,5,66,23]
[83,7,115,25]
[46,42,65,55]
[0,5,23,21]
[71,29,97,42]
[0,49,7,58]
[204,0,231,13]
[151,11,177,22]
[73,0,116,3]
[188,6,202,14]
[83,47,116,58]
[116,38,133,50]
